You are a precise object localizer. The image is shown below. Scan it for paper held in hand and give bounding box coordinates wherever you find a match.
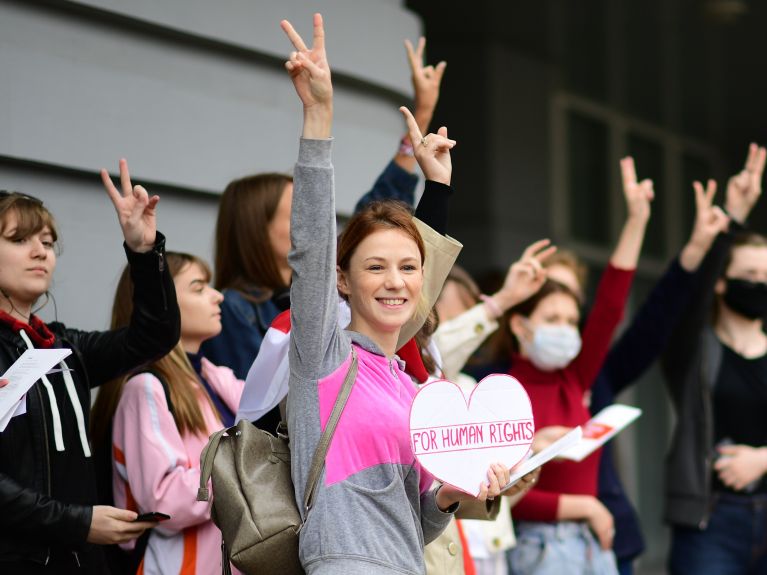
[501,426,583,491]
[0,348,73,432]
[561,404,642,462]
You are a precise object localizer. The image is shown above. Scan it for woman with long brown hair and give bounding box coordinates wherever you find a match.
[91,252,244,575]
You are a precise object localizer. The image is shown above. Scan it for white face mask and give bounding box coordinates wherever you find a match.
[521,323,582,371]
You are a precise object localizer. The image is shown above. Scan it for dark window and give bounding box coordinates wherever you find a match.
[628,134,665,257]
[568,111,610,246]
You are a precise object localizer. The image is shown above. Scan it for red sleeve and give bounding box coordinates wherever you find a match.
[511,488,560,522]
[571,264,635,391]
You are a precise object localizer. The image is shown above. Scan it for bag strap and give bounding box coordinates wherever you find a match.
[197,426,230,501]
[302,347,358,513]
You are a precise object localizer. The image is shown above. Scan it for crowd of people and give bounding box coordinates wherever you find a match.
[0,11,766,575]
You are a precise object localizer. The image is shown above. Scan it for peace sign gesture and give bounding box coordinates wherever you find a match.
[281,14,332,113]
[679,179,729,271]
[692,180,729,245]
[491,239,558,313]
[100,159,159,253]
[399,106,455,185]
[404,37,446,133]
[620,156,654,223]
[725,143,766,224]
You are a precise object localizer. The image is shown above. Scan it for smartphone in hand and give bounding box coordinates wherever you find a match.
[134,512,170,522]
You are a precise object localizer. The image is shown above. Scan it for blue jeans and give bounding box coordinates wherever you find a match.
[616,558,633,575]
[508,521,618,575]
[670,492,767,575]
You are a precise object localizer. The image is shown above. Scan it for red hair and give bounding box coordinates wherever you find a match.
[337,200,425,273]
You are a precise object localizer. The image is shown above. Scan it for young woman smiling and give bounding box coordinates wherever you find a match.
[281,14,509,575]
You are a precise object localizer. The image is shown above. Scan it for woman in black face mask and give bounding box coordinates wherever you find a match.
[662,143,767,575]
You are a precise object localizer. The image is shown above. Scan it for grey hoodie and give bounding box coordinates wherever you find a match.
[287,138,455,574]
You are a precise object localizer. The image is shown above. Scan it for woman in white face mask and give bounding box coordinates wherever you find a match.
[489,157,654,575]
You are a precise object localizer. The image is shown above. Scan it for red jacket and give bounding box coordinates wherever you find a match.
[512,264,635,521]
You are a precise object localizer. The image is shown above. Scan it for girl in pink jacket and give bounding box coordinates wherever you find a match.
[91,252,244,575]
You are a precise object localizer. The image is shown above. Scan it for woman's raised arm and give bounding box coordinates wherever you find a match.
[282,14,342,381]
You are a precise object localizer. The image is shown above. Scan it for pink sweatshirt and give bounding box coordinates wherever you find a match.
[112,358,244,575]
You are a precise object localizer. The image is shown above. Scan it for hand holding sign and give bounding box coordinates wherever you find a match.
[410,374,534,496]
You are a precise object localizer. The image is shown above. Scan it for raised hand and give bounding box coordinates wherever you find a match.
[281,13,332,139]
[620,156,654,223]
[405,37,446,133]
[491,239,557,313]
[679,180,730,271]
[611,156,653,269]
[101,159,158,254]
[399,106,455,186]
[725,143,766,223]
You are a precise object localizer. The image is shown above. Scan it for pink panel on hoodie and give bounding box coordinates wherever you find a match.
[318,345,433,493]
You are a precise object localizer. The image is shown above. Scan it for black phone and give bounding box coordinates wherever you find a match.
[134,512,170,522]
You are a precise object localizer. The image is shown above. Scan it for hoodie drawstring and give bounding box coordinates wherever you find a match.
[19,330,91,457]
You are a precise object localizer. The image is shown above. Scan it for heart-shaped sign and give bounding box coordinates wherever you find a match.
[409,374,534,496]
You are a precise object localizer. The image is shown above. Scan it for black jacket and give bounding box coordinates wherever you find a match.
[0,234,180,566]
[661,225,741,529]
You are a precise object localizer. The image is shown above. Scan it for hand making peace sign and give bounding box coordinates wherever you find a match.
[281,13,333,139]
[725,142,766,224]
[619,156,654,223]
[405,37,446,134]
[100,159,159,254]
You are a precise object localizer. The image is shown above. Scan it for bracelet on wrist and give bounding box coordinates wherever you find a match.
[398,136,415,157]
[480,294,503,319]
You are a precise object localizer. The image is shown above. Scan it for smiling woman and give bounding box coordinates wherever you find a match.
[336,202,426,353]
[280,14,509,575]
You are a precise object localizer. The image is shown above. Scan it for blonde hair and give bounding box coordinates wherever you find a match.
[543,249,588,297]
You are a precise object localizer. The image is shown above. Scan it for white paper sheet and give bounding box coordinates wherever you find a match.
[561,404,642,462]
[502,426,583,491]
[0,348,72,431]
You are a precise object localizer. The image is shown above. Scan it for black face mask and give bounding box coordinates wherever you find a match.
[723,278,767,319]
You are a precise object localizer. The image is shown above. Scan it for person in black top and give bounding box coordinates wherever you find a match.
[662,143,767,575]
[0,159,180,573]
